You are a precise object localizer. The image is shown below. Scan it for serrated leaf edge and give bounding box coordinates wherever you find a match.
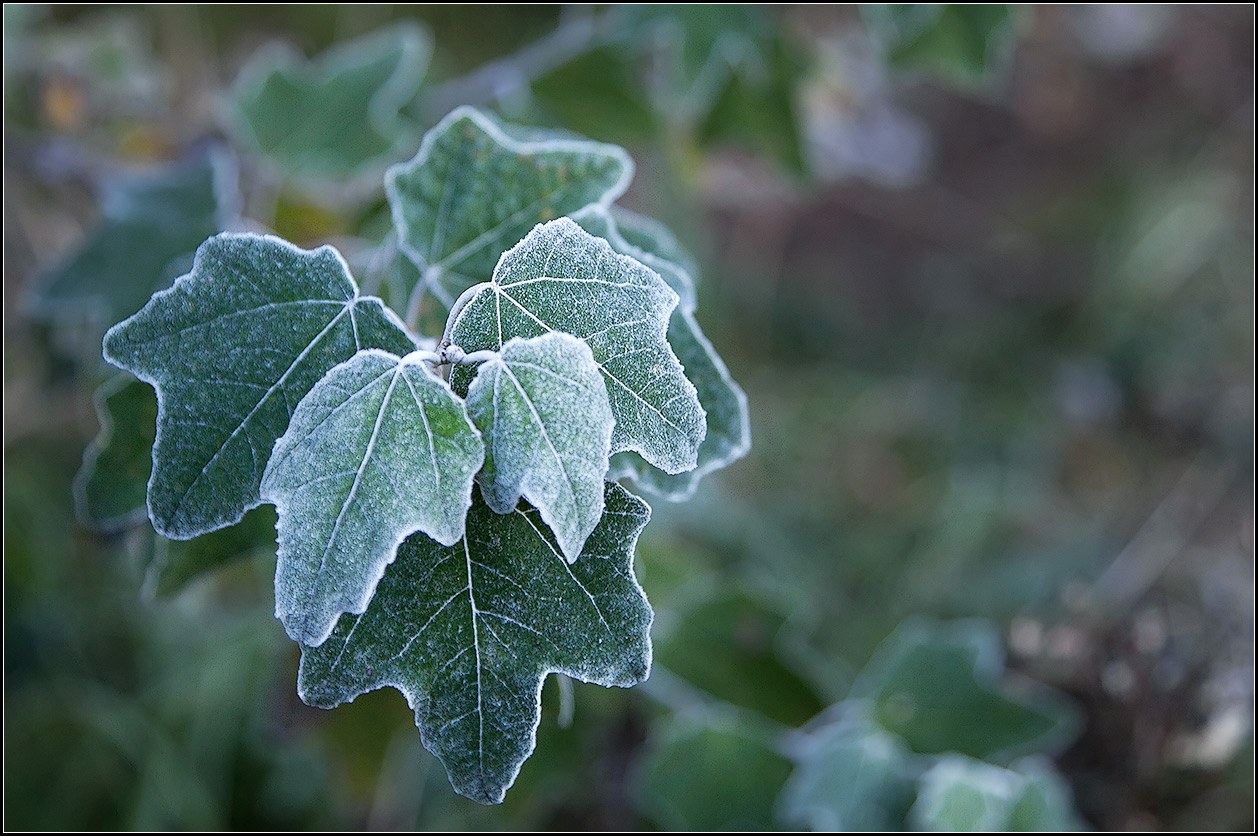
[297,487,655,804]
[262,347,483,647]
[385,105,635,277]
[102,231,415,541]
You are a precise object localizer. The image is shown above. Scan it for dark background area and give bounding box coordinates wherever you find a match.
[4,4,1253,830]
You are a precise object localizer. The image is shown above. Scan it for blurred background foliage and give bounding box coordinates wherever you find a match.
[4,4,1253,830]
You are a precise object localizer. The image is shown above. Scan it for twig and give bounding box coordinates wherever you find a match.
[419,6,617,121]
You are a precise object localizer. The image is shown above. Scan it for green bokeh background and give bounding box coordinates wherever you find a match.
[4,5,1253,830]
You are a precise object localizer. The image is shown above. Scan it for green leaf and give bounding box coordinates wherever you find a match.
[102,232,415,540]
[852,619,1080,761]
[635,719,792,830]
[386,106,633,309]
[447,218,705,475]
[910,755,1021,831]
[298,483,653,804]
[75,375,156,532]
[464,333,613,561]
[571,205,696,312]
[697,28,807,176]
[571,207,749,499]
[261,349,484,646]
[865,5,1015,88]
[1004,758,1086,831]
[141,506,279,597]
[609,206,701,292]
[652,591,824,726]
[227,23,430,180]
[610,309,750,499]
[780,709,918,831]
[909,755,1083,831]
[27,149,235,333]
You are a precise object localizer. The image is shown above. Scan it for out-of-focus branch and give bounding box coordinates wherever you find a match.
[419,6,619,121]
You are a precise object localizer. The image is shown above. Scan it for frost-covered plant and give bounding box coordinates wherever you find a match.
[99,106,749,804]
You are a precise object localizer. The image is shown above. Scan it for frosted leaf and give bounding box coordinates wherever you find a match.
[299,483,653,804]
[571,205,696,312]
[465,333,613,561]
[27,148,236,333]
[75,375,156,532]
[571,207,748,498]
[909,755,1084,831]
[261,349,483,646]
[780,708,916,831]
[447,218,705,475]
[609,309,749,499]
[386,106,632,308]
[910,756,1022,831]
[102,232,414,539]
[227,22,430,180]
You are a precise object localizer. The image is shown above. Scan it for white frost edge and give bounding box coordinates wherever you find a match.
[909,755,1022,832]
[261,346,480,647]
[571,204,697,313]
[443,219,705,475]
[221,21,432,184]
[467,333,613,562]
[72,373,154,533]
[608,204,701,282]
[778,706,909,831]
[295,483,655,805]
[385,105,635,274]
[608,306,751,502]
[102,230,413,541]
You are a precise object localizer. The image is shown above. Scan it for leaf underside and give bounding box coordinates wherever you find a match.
[387,106,633,309]
[103,232,414,539]
[299,482,653,804]
[448,218,705,475]
[262,349,484,646]
[465,333,613,561]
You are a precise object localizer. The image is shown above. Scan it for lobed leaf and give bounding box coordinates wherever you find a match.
[464,333,613,561]
[299,483,653,804]
[262,349,484,646]
[908,755,1083,832]
[572,206,749,499]
[102,232,414,539]
[447,218,705,475]
[571,205,695,312]
[851,618,1080,761]
[386,106,633,309]
[780,709,917,831]
[227,22,430,180]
